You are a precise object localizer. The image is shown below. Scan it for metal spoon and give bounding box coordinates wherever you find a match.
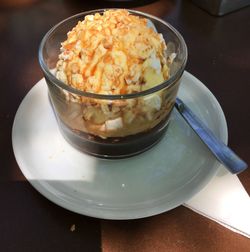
[175,97,248,174]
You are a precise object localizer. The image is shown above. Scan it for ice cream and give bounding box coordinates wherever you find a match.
[54,9,178,139]
[56,9,169,95]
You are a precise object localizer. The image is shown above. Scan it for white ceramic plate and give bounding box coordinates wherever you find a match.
[12,71,227,219]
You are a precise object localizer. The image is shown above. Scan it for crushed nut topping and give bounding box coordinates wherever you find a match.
[56,9,169,95]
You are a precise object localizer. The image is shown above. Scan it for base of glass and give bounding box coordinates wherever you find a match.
[57,115,171,159]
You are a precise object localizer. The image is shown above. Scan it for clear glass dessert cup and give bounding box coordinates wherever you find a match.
[38,9,187,159]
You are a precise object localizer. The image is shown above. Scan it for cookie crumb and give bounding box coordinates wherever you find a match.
[70,224,76,232]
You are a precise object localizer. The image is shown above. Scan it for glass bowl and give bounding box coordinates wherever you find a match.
[38,9,187,158]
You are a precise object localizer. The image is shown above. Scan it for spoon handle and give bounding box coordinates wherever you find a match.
[175,98,247,174]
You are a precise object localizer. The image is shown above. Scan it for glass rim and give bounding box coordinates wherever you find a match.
[38,8,188,100]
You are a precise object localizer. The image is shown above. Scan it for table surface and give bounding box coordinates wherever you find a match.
[1,0,250,251]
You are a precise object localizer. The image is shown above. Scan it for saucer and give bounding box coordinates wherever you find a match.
[12,71,228,219]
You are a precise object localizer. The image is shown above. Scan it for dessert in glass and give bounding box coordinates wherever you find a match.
[39,9,187,158]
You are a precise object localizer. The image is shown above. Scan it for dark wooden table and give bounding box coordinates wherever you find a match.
[1,0,250,251]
